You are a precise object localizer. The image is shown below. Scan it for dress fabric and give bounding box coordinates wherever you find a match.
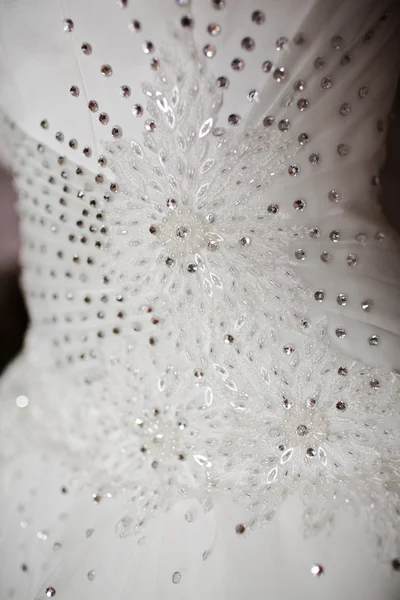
[1,1,400,598]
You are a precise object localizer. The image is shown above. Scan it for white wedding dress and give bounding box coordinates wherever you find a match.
[1,0,400,598]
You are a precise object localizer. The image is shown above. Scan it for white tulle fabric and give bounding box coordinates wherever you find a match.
[1,1,400,599]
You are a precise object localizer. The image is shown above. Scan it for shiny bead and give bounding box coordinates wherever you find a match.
[228,114,240,126]
[235,523,246,534]
[309,153,320,165]
[339,103,351,117]
[167,198,177,210]
[288,165,300,177]
[330,230,340,242]
[296,425,308,436]
[297,98,309,112]
[337,294,347,306]
[311,565,324,577]
[55,132,64,142]
[216,76,229,88]
[273,67,286,82]
[361,300,373,312]
[120,85,131,97]
[45,588,56,598]
[321,76,332,89]
[336,401,346,411]
[132,104,143,117]
[63,19,74,32]
[145,120,156,132]
[165,257,175,268]
[261,60,273,73]
[142,41,154,54]
[359,86,369,98]
[335,327,346,338]
[231,58,244,71]
[307,397,317,408]
[337,143,349,156]
[293,80,305,92]
[328,190,341,203]
[172,572,182,584]
[187,263,197,273]
[368,335,380,346]
[98,156,107,167]
[314,290,325,302]
[298,132,309,145]
[88,100,98,112]
[81,42,92,54]
[276,37,288,51]
[99,113,109,125]
[376,232,385,242]
[278,119,290,132]
[295,249,306,260]
[263,116,274,127]
[241,37,255,51]
[320,251,332,263]
[346,254,357,266]
[83,146,92,157]
[70,85,79,97]
[252,10,265,24]
[111,126,122,138]
[207,23,221,35]
[293,199,306,211]
[69,139,77,149]
[101,64,113,77]
[203,44,216,58]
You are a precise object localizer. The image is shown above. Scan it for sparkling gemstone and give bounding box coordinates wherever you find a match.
[172,572,182,584]
[207,240,219,252]
[306,448,316,457]
[370,379,380,390]
[297,97,309,111]
[111,126,122,138]
[320,251,332,263]
[241,37,255,51]
[165,257,175,268]
[293,80,305,92]
[187,263,197,273]
[132,104,143,117]
[99,113,109,125]
[339,102,352,117]
[283,344,295,354]
[335,327,346,338]
[167,198,177,210]
[273,67,286,82]
[46,588,56,598]
[368,335,380,346]
[338,367,348,376]
[263,116,274,127]
[298,132,309,145]
[87,570,96,581]
[63,19,74,32]
[207,23,221,35]
[328,189,341,202]
[321,76,333,89]
[330,230,340,242]
[216,76,229,88]
[276,37,288,51]
[142,41,154,54]
[129,20,141,32]
[55,132,64,142]
[176,226,189,239]
[252,10,265,24]
[278,118,290,132]
[311,565,324,577]
[346,254,357,266]
[337,294,348,306]
[88,100,98,112]
[337,143,349,156]
[83,146,92,157]
[145,119,156,132]
[361,299,373,312]
[69,139,77,149]
[359,86,369,98]
[307,397,317,408]
[296,425,308,437]
[228,114,240,126]
[336,401,346,411]
[224,334,234,344]
[283,398,293,409]
[81,42,92,54]
[309,153,320,165]
[309,227,320,239]
[267,204,279,214]
[203,44,216,58]
[70,85,79,97]
[239,236,251,246]
[293,199,306,211]
[235,523,246,534]
[247,89,258,102]
[101,64,112,77]
[261,60,273,73]
[120,85,131,97]
[288,165,300,177]
[314,290,325,302]
[231,58,244,71]
[40,119,49,129]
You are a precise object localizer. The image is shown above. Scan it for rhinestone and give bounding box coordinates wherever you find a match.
[145,119,156,132]
[111,126,122,138]
[88,100,98,112]
[298,132,309,145]
[307,398,317,408]
[370,379,380,389]
[320,251,332,263]
[293,80,305,92]
[276,37,288,51]
[242,37,255,51]
[63,19,74,32]
[261,60,273,73]
[337,143,349,156]
[331,35,343,49]
[340,52,351,65]
[120,85,131,97]
[40,119,49,129]
[337,294,348,306]
[81,42,92,54]
[187,263,197,273]
[297,98,309,111]
[149,225,157,235]
[311,565,324,577]
[283,398,293,409]
[203,44,216,58]
[330,230,340,242]
[87,570,96,581]
[288,165,300,177]
[101,64,112,77]
[231,58,244,71]
[392,559,400,571]
[235,523,246,534]
[55,132,64,142]
[283,344,295,354]
[321,76,332,89]
[181,15,194,28]
[293,199,306,211]
[99,113,109,125]
[129,20,141,32]
[359,86,369,98]
[216,77,229,90]
[306,448,316,457]
[194,368,204,378]
[208,23,221,35]
[296,425,308,437]
[328,189,341,202]
[314,290,325,302]
[224,334,234,344]
[165,257,175,268]
[295,249,306,260]
[207,240,219,252]
[273,67,286,82]
[167,198,177,210]
[83,146,92,157]
[338,367,348,376]
[309,227,320,239]
[176,226,189,239]
[309,153,320,165]
[339,103,351,117]
[69,139,77,149]
[132,104,143,117]
[70,85,79,97]
[278,119,290,132]
[46,588,56,597]
[247,89,258,102]
[368,335,380,346]
[346,254,357,266]
[228,114,240,126]
[361,300,373,312]
[252,10,265,24]
[314,57,325,69]
[263,116,274,127]
[98,156,107,167]
[375,232,385,241]
[301,317,311,329]
[335,327,346,338]
[239,236,251,246]
[142,41,154,54]
[267,204,279,214]
[336,401,346,411]
[172,572,182,584]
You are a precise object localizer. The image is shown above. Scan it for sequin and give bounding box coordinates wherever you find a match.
[331,35,343,49]
[88,100,98,112]
[321,76,332,89]
[263,116,274,127]
[99,113,109,125]
[241,37,255,51]
[293,199,305,211]
[181,15,193,28]
[309,153,320,165]
[235,523,246,534]
[314,57,325,69]
[288,165,300,176]
[293,80,305,92]
[359,86,369,98]
[295,249,306,260]
[278,119,290,132]
[330,230,340,242]
[336,401,346,411]
[320,251,332,263]
[212,0,225,8]
[16,395,29,408]
[276,37,288,51]
[142,41,154,54]
[111,126,122,138]
[129,20,141,32]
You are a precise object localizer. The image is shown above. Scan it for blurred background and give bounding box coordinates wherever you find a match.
[0,87,399,375]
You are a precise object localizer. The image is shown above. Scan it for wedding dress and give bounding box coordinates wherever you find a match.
[1,0,400,598]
